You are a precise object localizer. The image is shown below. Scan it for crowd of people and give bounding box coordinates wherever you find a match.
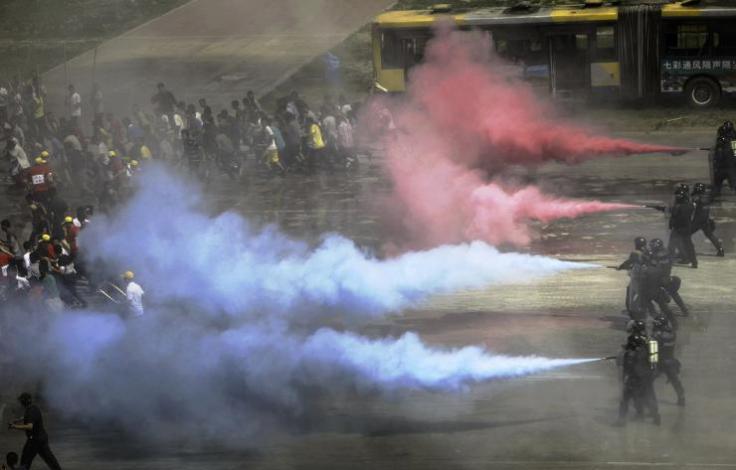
[0,74,365,317]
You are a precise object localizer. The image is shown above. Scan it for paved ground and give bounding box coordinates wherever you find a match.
[3,130,736,468]
[41,0,395,116]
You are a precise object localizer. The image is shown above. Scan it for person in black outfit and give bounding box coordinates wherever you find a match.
[668,189,697,268]
[642,239,681,328]
[9,393,62,470]
[617,334,660,426]
[691,183,724,257]
[651,316,686,407]
[712,121,736,196]
[617,237,649,316]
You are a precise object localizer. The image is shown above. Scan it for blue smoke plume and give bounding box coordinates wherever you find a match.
[5,167,598,442]
[80,167,592,319]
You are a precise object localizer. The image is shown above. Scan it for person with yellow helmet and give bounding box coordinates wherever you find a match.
[37,233,57,260]
[26,156,53,203]
[123,271,145,317]
[62,216,79,257]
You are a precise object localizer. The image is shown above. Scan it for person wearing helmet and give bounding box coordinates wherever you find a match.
[26,156,53,205]
[690,183,724,257]
[668,189,697,268]
[9,392,62,470]
[123,271,145,317]
[617,332,660,426]
[61,216,79,258]
[37,233,56,261]
[651,316,685,406]
[617,237,649,316]
[644,238,682,328]
[713,125,736,196]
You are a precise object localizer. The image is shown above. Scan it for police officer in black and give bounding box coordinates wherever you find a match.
[648,238,688,320]
[668,188,697,268]
[651,316,686,407]
[712,121,736,196]
[691,182,724,257]
[617,237,649,316]
[8,393,62,470]
[617,333,660,426]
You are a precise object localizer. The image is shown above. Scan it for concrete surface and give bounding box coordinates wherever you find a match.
[3,130,736,468]
[41,0,395,116]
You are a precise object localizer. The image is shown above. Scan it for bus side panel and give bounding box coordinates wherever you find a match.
[590,61,620,87]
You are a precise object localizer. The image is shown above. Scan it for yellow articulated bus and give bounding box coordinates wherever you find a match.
[372,1,736,107]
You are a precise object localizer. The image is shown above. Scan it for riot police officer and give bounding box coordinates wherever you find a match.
[617,237,649,316]
[640,238,684,328]
[691,182,724,256]
[668,189,697,268]
[648,238,688,319]
[651,316,686,407]
[712,122,736,196]
[617,334,660,426]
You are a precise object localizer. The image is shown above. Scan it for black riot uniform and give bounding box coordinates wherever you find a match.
[618,334,660,425]
[712,121,736,196]
[647,238,690,320]
[651,316,686,407]
[618,237,649,317]
[691,183,724,256]
[668,190,697,268]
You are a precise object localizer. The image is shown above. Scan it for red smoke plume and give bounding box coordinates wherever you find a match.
[403,27,681,171]
[368,27,651,249]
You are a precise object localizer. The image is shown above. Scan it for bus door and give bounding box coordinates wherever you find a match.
[548,33,591,98]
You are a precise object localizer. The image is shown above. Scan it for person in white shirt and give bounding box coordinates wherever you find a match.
[123,271,145,317]
[67,84,82,127]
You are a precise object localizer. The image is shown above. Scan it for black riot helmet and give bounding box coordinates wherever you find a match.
[692,182,707,195]
[677,183,690,194]
[625,333,647,351]
[649,238,665,252]
[653,315,669,330]
[627,319,647,335]
[17,392,32,407]
[718,120,734,137]
[634,236,647,250]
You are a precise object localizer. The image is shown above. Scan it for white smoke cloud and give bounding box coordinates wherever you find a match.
[5,167,597,443]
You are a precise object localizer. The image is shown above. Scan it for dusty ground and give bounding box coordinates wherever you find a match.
[2,130,736,469]
[40,0,396,118]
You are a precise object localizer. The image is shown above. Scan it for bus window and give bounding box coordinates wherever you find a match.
[380,30,402,69]
[401,36,429,67]
[575,34,589,51]
[665,24,709,56]
[594,26,616,61]
[713,32,736,55]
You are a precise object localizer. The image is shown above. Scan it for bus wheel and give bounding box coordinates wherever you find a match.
[685,77,721,108]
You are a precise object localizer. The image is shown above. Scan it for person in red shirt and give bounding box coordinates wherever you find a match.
[26,157,54,204]
[37,234,56,261]
[0,243,14,293]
